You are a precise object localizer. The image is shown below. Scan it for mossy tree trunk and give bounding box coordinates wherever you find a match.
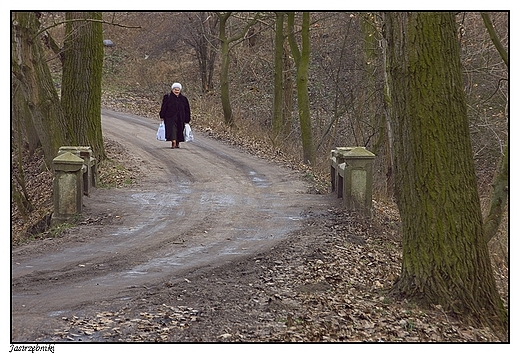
[287,12,315,165]
[11,11,70,167]
[12,82,40,157]
[61,12,105,161]
[384,12,507,329]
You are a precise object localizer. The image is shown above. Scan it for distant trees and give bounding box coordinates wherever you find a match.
[216,12,260,127]
[213,11,316,163]
[95,12,507,192]
[183,12,219,93]
[384,12,507,329]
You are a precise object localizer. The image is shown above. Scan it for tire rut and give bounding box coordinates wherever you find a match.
[11,110,329,342]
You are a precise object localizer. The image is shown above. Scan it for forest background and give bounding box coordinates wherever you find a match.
[9,9,510,341]
[101,11,508,249]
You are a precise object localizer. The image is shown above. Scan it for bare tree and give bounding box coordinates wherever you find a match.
[216,12,260,127]
[272,12,286,143]
[479,12,509,243]
[287,12,315,165]
[183,12,219,93]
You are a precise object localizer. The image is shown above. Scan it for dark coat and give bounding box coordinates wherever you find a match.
[159,92,191,142]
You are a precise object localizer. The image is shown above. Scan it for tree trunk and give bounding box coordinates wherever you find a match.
[218,13,234,126]
[217,12,260,127]
[480,12,509,243]
[11,11,69,167]
[272,12,285,143]
[380,13,395,195]
[185,12,218,93]
[11,110,34,219]
[362,13,393,196]
[384,12,507,329]
[12,79,40,156]
[61,12,105,161]
[483,143,508,242]
[287,12,315,165]
[282,42,293,138]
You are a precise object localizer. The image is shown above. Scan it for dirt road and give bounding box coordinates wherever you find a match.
[11,110,331,342]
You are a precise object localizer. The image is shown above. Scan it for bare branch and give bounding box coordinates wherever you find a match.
[33,17,140,41]
[480,12,508,68]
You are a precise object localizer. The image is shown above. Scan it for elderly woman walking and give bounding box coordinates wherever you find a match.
[159,82,191,149]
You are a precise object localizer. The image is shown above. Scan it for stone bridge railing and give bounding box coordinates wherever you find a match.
[330,147,375,217]
[51,146,97,226]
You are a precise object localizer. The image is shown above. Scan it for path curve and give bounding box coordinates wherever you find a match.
[11,110,330,341]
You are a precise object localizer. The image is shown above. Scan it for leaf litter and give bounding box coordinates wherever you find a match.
[48,204,507,342]
[14,95,509,342]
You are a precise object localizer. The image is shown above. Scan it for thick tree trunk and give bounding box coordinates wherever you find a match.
[384,12,507,329]
[11,112,34,218]
[12,80,40,156]
[61,12,105,161]
[11,11,69,167]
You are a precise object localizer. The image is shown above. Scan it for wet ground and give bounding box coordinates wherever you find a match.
[11,110,332,342]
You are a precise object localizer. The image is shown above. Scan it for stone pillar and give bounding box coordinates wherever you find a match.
[337,147,376,217]
[330,147,354,195]
[337,162,346,199]
[330,149,336,192]
[51,152,86,226]
[58,146,96,196]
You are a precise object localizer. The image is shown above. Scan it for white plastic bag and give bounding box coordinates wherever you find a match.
[156,122,166,141]
[184,123,194,142]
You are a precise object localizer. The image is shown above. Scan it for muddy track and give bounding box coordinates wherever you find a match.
[11,110,330,342]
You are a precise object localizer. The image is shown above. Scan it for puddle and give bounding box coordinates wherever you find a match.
[249,171,270,188]
[200,194,236,208]
[130,191,184,207]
